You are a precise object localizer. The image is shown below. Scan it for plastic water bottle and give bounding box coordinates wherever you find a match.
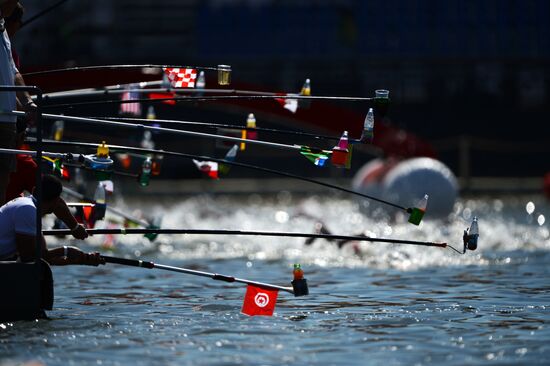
[408,194,429,225]
[52,120,64,141]
[337,131,349,150]
[293,264,304,280]
[246,113,257,140]
[146,106,156,120]
[141,130,155,150]
[418,194,429,212]
[224,144,238,162]
[161,72,171,88]
[361,108,374,142]
[469,216,478,236]
[196,71,206,89]
[93,182,107,221]
[331,131,350,168]
[139,157,152,187]
[96,141,109,158]
[300,79,311,96]
[466,216,479,250]
[246,113,256,129]
[94,182,106,205]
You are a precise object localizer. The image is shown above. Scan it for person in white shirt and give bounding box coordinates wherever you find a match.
[0,0,37,204]
[0,174,104,266]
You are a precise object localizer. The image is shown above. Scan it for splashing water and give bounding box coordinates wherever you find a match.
[48,193,550,269]
[5,193,550,366]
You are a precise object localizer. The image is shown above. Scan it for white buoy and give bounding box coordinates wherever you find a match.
[353,157,458,219]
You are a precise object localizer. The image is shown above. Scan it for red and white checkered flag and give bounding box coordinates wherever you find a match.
[163,68,197,88]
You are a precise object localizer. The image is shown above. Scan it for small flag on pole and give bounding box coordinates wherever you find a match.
[192,160,219,179]
[241,285,279,316]
[275,94,299,113]
[163,68,197,88]
[119,84,142,116]
[148,92,177,105]
[82,205,95,228]
[300,146,331,167]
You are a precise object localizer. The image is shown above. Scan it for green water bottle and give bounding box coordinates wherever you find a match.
[408,194,428,225]
[139,157,152,187]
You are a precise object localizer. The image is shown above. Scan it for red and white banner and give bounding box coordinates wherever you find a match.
[163,68,197,88]
[241,285,278,316]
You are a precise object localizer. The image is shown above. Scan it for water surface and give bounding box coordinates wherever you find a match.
[1,194,549,365]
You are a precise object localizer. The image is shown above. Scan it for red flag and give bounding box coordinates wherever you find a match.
[241,285,278,316]
[149,92,177,105]
[82,205,95,228]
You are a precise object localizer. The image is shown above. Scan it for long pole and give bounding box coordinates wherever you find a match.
[99,116,361,144]
[35,91,43,263]
[38,79,373,100]
[0,147,67,159]
[7,111,302,152]
[36,139,409,211]
[40,87,277,100]
[62,186,150,228]
[101,255,295,294]
[20,0,70,27]
[44,94,374,109]
[22,64,223,77]
[43,228,448,249]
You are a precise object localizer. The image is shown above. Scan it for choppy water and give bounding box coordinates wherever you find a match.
[1,193,549,365]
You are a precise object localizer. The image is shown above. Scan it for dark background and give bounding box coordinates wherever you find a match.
[12,0,550,179]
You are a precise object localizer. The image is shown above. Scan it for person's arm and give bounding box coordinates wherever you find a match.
[44,245,104,266]
[15,233,104,266]
[53,198,89,240]
[14,72,37,126]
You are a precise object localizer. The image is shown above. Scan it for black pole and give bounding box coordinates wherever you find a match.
[36,139,408,211]
[43,94,374,109]
[101,255,298,294]
[43,228,447,248]
[102,255,154,269]
[22,64,221,77]
[35,90,43,263]
[100,116,359,144]
[20,0,70,28]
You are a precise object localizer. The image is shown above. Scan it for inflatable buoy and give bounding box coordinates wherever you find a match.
[353,157,458,219]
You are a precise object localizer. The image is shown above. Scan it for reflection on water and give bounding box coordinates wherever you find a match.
[1,195,549,365]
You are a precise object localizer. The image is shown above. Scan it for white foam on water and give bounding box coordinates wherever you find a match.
[50,194,550,271]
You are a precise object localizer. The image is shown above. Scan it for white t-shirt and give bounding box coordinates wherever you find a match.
[0,196,37,258]
[0,26,18,124]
